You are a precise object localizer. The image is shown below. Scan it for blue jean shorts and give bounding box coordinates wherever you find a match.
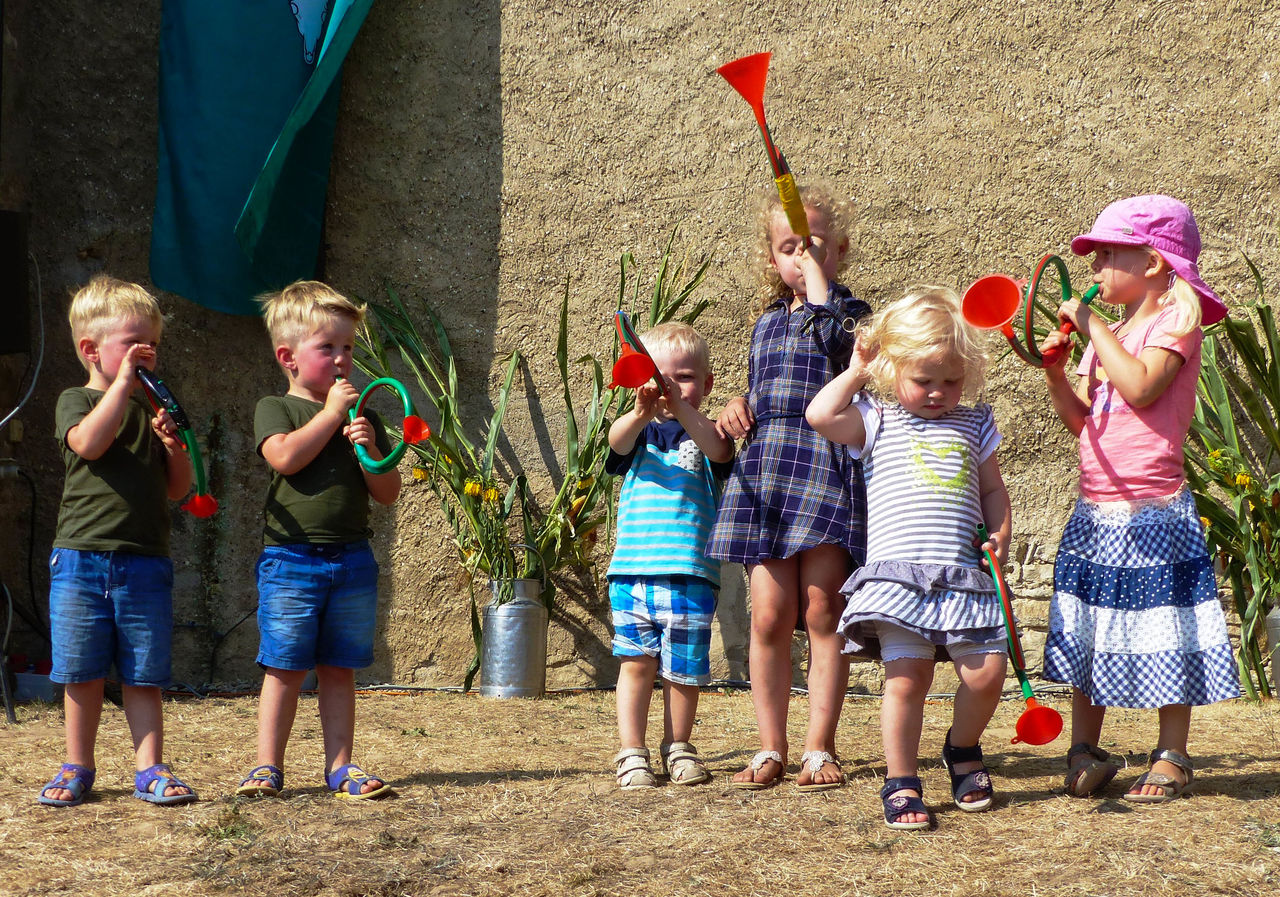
[48,548,174,687]
[256,541,379,671]
[608,575,716,686]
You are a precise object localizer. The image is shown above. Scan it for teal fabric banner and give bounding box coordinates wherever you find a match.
[150,1,374,315]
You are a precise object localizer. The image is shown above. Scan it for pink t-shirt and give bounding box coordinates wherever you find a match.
[1076,306,1202,502]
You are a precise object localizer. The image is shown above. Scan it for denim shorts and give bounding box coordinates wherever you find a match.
[48,548,174,687]
[609,575,716,686]
[256,541,379,671]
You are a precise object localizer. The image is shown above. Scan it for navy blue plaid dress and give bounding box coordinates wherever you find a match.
[707,285,870,566]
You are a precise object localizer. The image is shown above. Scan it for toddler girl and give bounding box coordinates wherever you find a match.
[1040,195,1239,802]
[808,286,1011,830]
[708,184,871,791]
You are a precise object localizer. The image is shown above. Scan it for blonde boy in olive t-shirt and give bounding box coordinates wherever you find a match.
[39,275,197,808]
[235,281,401,801]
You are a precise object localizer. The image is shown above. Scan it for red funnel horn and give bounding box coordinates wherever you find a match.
[962,275,1021,331]
[609,344,658,390]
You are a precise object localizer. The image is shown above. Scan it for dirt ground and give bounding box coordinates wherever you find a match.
[2,689,1278,897]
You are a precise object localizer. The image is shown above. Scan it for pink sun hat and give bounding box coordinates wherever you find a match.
[1070,194,1228,326]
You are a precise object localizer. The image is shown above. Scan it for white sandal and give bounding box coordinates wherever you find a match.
[614,747,658,790]
[797,750,846,792]
[730,749,785,790]
[660,741,711,786]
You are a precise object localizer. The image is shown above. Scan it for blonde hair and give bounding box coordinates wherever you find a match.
[1156,269,1202,337]
[860,285,989,398]
[258,280,366,348]
[68,275,163,366]
[641,321,711,376]
[751,182,854,313]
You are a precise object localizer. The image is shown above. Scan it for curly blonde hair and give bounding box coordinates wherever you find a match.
[750,182,854,314]
[860,285,989,399]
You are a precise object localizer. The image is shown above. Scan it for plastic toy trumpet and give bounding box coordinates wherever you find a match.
[344,377,430,474]
[607,311,666,396]
[977,525,1063,746]
[717,52,809,242]
[962,255,1100,368]
[135,367,218,517]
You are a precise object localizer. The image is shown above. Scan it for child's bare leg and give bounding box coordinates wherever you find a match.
[882,658,934,825]
[44,679,105,802]
[1070,687,1107,747]
[947,652,1005,801]
[732,558,797,786]
[797,544,851,787]
[617,656,659,748]
[122,684,190,797]
[241,667,306,791]
[662,679,700,745]
[1130,703,1192,797]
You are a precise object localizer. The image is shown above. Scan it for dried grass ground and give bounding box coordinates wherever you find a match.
[3,688,1280,897]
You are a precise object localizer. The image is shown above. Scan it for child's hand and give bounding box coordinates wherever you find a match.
[848,338,877,386]
[116,343,155,390]
[716,396,755,440]
[975,531,1009,570]
[325,378,360,419]
[344,415,376,449]
[1057,298,1091,332]
[796,237,829,300]
[151,408,185,453]
[634,381,662,419]
[1039,330,1073,371]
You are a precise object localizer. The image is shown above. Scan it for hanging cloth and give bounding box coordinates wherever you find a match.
[150,0,375,315]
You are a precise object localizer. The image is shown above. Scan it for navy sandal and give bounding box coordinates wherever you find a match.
[133,763,199,805]
[942,729,994,812]
[325,763,393,800]
[37,763,96,807]
[880,775,932,830]
[235,764,284,797]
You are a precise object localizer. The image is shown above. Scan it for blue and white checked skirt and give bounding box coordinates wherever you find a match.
[1043,489,1239,708]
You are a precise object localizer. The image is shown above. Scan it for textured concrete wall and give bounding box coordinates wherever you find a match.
[2,0,1277,690]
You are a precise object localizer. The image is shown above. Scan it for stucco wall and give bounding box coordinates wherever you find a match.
[1,0,1276,690]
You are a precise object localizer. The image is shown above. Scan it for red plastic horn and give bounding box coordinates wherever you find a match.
[609,343,659,390]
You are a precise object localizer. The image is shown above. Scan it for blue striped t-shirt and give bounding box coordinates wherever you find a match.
[605,419,733,585]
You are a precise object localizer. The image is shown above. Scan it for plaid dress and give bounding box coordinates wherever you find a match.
[707,285,871,565]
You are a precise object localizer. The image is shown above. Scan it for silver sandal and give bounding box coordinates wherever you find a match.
[1123,748,1194,803]
[731,749,784,790]
[797,750,846,792]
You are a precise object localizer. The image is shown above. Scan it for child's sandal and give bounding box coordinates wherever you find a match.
[37,763,96,807]
[326,764,393,800]
[133,763,199,805]
[796,750,846,792]
[880,775,932,830]
[730,749,785,790]
[235,764,284,797]
[1123,748,1194,804]
[614,747,658,790]
[941,729,994,812]
[660,741,710,786]
[1064,742,1119,797]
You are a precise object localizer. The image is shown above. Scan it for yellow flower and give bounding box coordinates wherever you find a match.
[1208,449,1223,461]
[483,486,501,503]
[464,480,482,497]
[1200,516,1210,530]
[412,467,428,481]
[575,476,595,494]
[1236,472,1252,488]
[568,495,588,523]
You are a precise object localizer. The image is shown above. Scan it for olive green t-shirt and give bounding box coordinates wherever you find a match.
[254,394,392,545]
[53,387,171,556]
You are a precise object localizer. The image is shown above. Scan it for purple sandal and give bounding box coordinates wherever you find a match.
[37,763,96,807]
[133,763,198,805]
[325,764,392,800]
